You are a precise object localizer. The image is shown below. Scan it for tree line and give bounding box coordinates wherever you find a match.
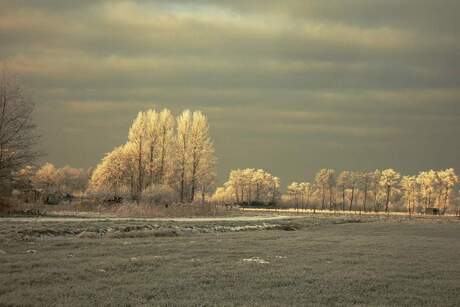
[211,168,460,214]
[281,168,459,214]
[1,68,458,214]
[12,163,89,201]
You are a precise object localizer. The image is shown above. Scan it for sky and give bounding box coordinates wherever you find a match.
[1,0,459,186]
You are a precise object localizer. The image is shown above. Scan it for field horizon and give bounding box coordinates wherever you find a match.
[1,214,459,306]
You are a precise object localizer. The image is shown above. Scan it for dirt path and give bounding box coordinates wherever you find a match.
[0,215,302,223]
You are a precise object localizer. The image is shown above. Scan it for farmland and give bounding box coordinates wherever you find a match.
[1,214,459,306]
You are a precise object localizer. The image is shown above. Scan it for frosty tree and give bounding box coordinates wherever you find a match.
[314,169,335,210]
[128,111,148,200]
[379,169,401,213]
[416,170,438,212]
[437,168,458,214]
[157,109,175,184]
[33,163,58,193]
[217,168,280,205]
[89,108,216,204]
[401,175,417,214]
[287,182,312,210]
[188,111,215,202]
[176,110,192,203]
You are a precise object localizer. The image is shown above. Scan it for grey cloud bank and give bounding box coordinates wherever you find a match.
[1,0,459,185]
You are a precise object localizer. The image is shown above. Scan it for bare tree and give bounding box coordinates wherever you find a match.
[0,68,39,190]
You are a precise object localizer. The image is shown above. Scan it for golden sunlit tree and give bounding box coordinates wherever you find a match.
[314,169,335,210]
[401,175,417,214]
[416,170,438,212]
[437,168,458,214]
[89,108,216,204]
[216,168,280,206]
[379,169,401,213]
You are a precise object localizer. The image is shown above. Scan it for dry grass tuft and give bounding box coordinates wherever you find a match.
[110,202,225,218]
[0,197,238,218]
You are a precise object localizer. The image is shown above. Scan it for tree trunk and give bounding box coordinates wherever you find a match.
[442,186,449,215]
[363,182,368,212]
[159,127,167,184]
[235,188,240,204]
[271,183,277,204]
[190,178,196,202]
[137,140,143,202]
[180,159,185,203]
[321,186,325,210]
[427,191,432,209]
[190,162,197,203]
[149,144,154,186]
[349,187,355,211]
[328,187,333,210]
[130,173,135,200]
[385,185,391,213]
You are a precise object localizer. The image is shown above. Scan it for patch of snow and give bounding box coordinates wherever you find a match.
[242,257,270,264]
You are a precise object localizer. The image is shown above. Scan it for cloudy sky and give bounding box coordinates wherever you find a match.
[1,0,459,185]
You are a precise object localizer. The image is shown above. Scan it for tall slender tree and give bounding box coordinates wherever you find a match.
[416,170,438,212]
[437,168,458,214]
[176,110,192,203]
[157,109,175,184]
[401,175,417,214]
[380,169,401,213]
[337,171,350,211]
[145,109,159,187]
[315,169,335,210]
[189,111,215,202]
[128,111,148,200]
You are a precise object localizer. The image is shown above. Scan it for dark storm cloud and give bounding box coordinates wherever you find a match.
[1,0,459,184]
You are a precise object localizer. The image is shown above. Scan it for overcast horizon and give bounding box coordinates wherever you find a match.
[1,0,459,185]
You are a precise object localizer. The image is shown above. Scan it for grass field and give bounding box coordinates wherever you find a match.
[0,215,459,306]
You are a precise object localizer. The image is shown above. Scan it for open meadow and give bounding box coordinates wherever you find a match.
[2,1,460,306]
[1,214,459,306]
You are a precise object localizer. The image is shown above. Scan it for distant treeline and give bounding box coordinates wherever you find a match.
[213,168,459,215]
